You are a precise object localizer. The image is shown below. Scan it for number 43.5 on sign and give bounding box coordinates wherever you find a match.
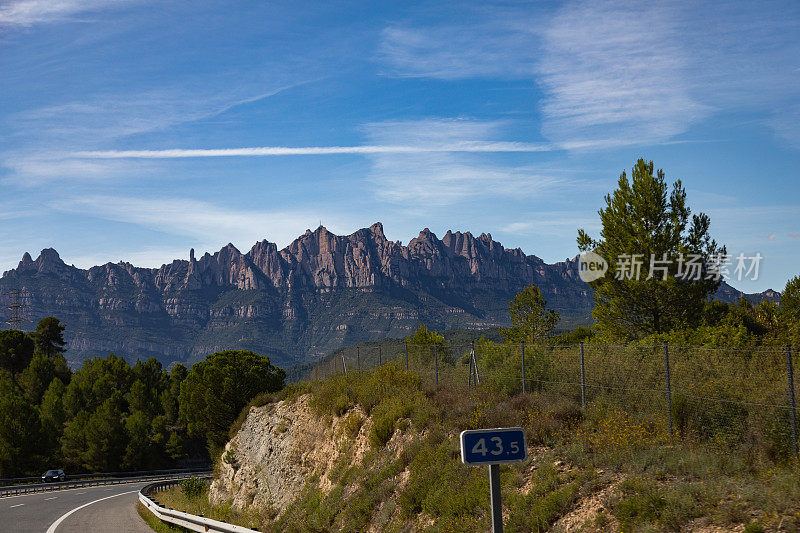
[460,427,527,465]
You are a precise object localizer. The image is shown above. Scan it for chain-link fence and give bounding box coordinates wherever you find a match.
[309,341,800,458]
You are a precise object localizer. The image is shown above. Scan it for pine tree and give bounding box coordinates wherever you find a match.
[577,159,723,340]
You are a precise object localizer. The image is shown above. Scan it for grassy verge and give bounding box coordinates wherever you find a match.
[136,502,184,532]
[152,480,267,532]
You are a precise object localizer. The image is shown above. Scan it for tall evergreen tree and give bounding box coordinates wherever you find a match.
[577,159,724,340]
[32,317,66,358]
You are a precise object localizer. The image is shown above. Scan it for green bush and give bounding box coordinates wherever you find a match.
[399,435,487,521]
[343,412,363,439]
[180,477,206,498]
[612,478,704,532]
[369,396,414,448]
[762,409,796,461]
[694,396,749,445]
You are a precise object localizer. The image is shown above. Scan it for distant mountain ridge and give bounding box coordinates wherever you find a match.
[0,223,778,367]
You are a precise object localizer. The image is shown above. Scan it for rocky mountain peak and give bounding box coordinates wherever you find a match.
[38,248,64,264]
[368,222,385,239]
[18,252,33,268]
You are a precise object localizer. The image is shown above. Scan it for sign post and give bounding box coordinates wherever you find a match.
[460,427,527,533]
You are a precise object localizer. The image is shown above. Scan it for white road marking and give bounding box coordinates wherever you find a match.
[10,503,24,508]
[45,490,136,533]
[45,496,58,500]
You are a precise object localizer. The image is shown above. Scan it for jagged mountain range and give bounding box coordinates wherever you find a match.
[0,223,778,368]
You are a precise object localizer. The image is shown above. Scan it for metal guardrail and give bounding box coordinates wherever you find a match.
[139,478,259,533]
[0,470,212,497]
[0,466,210,487]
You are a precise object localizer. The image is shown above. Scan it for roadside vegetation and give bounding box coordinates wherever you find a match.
[153,477,268,531]
[0,319,285,477]
[150,159,800,532]
[151,357,800,532]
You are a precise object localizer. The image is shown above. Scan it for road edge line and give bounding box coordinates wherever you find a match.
[45,490,137,533]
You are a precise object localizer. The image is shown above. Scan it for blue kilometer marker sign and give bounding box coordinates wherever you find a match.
[460,427,527,465]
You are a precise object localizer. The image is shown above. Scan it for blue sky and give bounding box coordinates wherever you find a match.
[1,0,798,292]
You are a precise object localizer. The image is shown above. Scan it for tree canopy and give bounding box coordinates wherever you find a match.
[577,159,724,340]
[0,329,35,374]
[501,285,559,344]
[781,275,800,322]
[0,319,286,477]
[33,316,66,357]
[179,350,285,454]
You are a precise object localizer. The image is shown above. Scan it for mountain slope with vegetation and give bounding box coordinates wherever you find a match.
[193,359,799,532]
[0,221,776,369]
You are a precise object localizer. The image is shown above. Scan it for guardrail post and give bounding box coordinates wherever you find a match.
[664,341,673,436]
[786,345,799,456]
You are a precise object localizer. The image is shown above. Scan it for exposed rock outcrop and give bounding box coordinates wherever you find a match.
[0,223,774,367]
[210,396,390,517]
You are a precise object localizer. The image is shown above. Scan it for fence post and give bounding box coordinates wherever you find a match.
[469,351,473,387]
[471,341,481,386]
[786,345,799,456]
[405,341,409,371]
[579,343,586,408]
[434,344,439,386]
[357,346,361,372]
[663,341,673,436]
[471,340,476,388]
[521,341,526,394]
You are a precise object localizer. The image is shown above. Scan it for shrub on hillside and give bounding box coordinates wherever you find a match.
[180,476,206,498]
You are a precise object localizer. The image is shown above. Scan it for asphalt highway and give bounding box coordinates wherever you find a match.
[1,480,153,533]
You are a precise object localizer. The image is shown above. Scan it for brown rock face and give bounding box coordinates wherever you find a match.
[0,223,771,367]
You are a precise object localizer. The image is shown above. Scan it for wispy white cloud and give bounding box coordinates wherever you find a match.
[3,80,313,183]
[362,119,571,205]
[538,1,710,145]
[2,152,157,185]
[376,0,800,149]
[73,142,553,159]
[0,0,138,26]
[378,17,538,79]
[500,213,600,237]
[12,82,305,143]
[767,104,800,149]
[49,195,353,250]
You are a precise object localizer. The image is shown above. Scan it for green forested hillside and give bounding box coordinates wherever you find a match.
[0,317,285,477]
